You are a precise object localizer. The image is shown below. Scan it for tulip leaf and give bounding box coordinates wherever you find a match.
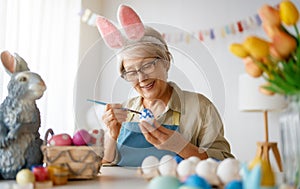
[263,84,285,95]
[267,72,296,93]
[280,62,300,89]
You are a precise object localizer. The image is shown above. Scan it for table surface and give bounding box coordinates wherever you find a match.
[0,166,286,189]
[0,166,149,189]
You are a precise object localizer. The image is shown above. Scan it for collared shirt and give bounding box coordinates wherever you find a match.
[122,82,234,160]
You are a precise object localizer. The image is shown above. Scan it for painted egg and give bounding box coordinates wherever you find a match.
[139,108,154,125]
[184,174,211,189]
[177,159,195,179]
[225,180,243,189]
[16,169,35,185]
[88,129,104,146]
[148,176,181,189]
[217,158,241,185]
[141,156,159,176]
[179,186,204,189]
[72,129,91,146]
[32,166,48,182]
[158,155,177,176]
[49,133,72,146]
[174,154,184,164]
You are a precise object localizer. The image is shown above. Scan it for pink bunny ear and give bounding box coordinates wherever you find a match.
[1,51,30,75]
[118,5,145,40]
[1,51,15,73]
[96,16,124,49]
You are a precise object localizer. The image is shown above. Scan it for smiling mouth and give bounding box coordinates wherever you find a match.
[140,81,155,89]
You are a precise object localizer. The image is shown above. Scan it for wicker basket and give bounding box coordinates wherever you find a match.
[41,128,104,179]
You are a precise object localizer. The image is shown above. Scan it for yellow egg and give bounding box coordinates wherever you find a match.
[16,169,35,185]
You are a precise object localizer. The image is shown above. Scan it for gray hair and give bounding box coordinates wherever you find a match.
[117,26,172,73]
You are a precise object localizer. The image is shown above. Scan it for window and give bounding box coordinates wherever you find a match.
[0,0,81,136]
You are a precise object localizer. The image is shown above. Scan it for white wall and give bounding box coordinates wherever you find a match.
[77,0,300,168]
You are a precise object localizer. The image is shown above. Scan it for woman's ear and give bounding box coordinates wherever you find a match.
[96,16,124,49]
[117,4,145,40]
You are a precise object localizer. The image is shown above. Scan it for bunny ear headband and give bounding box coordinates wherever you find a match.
[96,4,167,49]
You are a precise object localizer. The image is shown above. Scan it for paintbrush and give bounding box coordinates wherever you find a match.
[87,99,141,115]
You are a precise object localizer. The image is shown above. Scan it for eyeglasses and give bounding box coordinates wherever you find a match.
[121,58,160,82]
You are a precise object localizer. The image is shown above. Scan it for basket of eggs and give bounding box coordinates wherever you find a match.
[41,128,104,179]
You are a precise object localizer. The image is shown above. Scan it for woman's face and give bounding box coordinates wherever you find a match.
[122,57,170,101]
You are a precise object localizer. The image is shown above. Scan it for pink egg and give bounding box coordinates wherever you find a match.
[49,134,72,146]
[72,129,91,146]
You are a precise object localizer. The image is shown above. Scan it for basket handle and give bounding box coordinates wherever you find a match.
[43,128,54,145]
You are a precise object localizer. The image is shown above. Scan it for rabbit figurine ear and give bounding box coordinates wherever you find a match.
[96,16,125,49]
[1,51,30,75]
[1,51,15,73]
[117,4,145,40]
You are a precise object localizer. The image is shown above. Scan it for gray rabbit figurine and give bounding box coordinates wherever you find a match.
[0,51,46,179]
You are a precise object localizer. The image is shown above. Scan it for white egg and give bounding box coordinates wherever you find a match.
[217,158,241,184]
[187,156,200,166]
[206,158,220,172]
[176,159,195,178]
[196,159,220,186]
[158,155,177,176]
[141,156,160,176]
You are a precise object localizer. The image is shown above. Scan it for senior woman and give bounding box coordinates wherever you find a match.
[97,5,234,166]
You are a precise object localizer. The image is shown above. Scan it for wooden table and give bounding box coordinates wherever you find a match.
[0,166,286,188]
[0,166,149,189]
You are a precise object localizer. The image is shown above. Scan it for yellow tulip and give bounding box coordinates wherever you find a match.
[279,0,299,26]
[243,57,263,78]
[258,4,281,27]
[243,36,270,60]
[271,30,297,58]
[229,43,249,58]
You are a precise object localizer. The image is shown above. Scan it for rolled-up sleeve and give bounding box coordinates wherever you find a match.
[198,102,234,160]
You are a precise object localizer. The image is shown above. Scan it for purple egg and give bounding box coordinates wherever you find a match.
[72,129,91,146]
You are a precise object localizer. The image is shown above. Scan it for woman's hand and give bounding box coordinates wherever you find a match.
[102,104,127,140]
[139,120,188,154]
